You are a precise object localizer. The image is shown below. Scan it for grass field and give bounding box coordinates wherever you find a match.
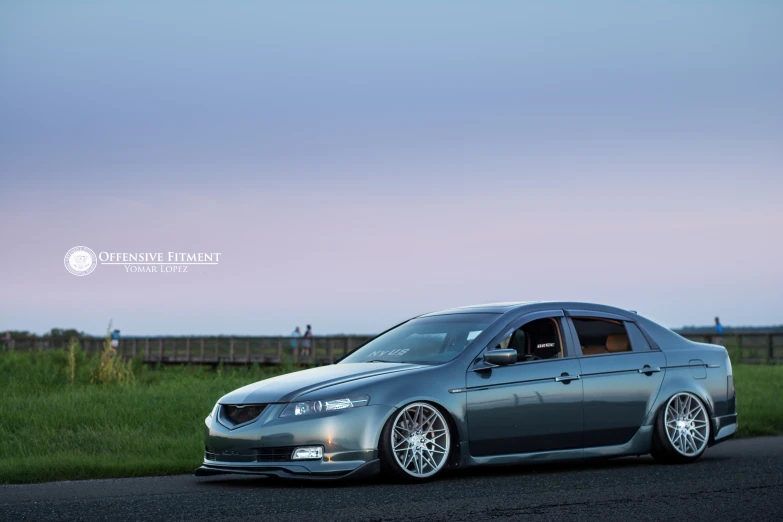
[0,348,781,484]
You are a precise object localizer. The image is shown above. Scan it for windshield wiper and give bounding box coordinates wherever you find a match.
[365,359,397,363]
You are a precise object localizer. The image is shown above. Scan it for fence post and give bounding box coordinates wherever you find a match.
[132,338,138,358]
[229,338,235,362]
[158,338,164,361]
[200,338,205,362]
[145,338,150,361]
[277,337,283,364]
[172,338,178,362]
[768,334,774,362]
[737,334,743,362]
[214,338,219,363]
[328,337,335,363]
[186,338,191,363]
[245,338,250,363]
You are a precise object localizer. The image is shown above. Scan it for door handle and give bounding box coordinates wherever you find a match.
[638,366,661,374]
[555,374,580,383]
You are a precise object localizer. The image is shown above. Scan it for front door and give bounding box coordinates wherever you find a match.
[466,312,584,456]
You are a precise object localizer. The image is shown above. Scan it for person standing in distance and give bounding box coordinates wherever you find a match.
[301,324,313,361]
[290,326,301,361]
[714,316,724,345]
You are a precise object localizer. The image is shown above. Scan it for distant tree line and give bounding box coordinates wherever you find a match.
[676,325,783,334]
[2,329,86,342]
[2,324,781,344]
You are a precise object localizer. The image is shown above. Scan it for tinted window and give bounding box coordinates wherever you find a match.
[339,313,498,364]
[625,322,651,351]
[494,317,564,361]
[571,318,631,356]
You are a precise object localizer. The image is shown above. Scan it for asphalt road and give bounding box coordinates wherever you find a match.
[2,436,782,522]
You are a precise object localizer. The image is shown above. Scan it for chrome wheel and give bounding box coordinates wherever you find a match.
[664,393,710,457]
[391,403,450,478]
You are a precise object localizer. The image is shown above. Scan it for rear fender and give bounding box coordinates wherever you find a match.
[644,370,716,427]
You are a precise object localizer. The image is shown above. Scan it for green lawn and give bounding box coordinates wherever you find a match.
[0,350,295,484]
[0,350,780,484]
[731,364,783,437]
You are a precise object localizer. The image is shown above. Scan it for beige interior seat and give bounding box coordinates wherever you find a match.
[581,345,608,355]
[605,334,630,353]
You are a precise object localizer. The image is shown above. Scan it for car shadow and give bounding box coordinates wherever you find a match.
[443,455,658,480]
[195,474,377,490]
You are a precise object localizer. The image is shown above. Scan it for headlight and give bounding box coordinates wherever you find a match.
[279,395,370,417]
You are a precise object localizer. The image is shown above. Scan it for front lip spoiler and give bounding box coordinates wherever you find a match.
[194,459,381,481]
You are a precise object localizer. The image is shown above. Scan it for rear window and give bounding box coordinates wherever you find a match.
[572,318,631,356]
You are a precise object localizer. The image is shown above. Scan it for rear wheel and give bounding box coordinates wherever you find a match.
[651,392,710,464]
[379,402,451,481]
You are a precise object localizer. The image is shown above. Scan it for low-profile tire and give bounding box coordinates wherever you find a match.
[379,402,452,482]
[651,392,711,464]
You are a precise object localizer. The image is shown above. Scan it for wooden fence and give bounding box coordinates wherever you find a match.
[1,336,374,366]
[2,332,781,365]
[678,333,782,364]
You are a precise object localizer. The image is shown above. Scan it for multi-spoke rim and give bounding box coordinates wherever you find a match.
[391,402,450,478]
[664,392,710,457]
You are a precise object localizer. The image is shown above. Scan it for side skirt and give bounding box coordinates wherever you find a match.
[464,426,654,468]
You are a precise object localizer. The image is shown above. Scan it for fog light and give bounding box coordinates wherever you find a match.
[291,446,323,460]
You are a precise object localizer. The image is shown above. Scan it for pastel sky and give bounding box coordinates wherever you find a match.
[1,2,781,335]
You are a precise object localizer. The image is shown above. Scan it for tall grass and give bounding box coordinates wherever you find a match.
[91,325,134,386]
[67,337,79,388]
[0,349,300,484]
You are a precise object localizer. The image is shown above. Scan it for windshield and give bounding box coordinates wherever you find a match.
[339,313,499,365]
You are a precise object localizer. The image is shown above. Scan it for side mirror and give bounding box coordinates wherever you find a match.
[483,349,517,366]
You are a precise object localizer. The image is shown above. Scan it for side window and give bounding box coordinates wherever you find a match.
[494,318,564,361]
[625,322,651,351]
[572,318,631,356]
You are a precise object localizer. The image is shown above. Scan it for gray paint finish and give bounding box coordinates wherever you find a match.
[198,301,737,479]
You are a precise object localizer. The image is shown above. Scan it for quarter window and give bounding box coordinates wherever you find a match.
[571,318,631,356]
[625,322,651,351]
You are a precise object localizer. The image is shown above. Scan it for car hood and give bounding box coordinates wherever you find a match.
[219,362,427,404]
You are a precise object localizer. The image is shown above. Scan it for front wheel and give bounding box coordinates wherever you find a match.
[651,392,711,464]
[379,402,451,481]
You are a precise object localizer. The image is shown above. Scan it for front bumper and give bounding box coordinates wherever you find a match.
[195,459,381,481]
[197,403,392,479]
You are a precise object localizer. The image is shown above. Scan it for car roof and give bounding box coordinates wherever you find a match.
[420,301,636,318]
[419,302,538,316]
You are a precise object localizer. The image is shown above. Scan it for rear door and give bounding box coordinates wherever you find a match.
[565,310,666,447]
[466,310,584,456]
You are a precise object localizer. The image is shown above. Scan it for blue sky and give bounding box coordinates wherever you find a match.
[1,2,781,335]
